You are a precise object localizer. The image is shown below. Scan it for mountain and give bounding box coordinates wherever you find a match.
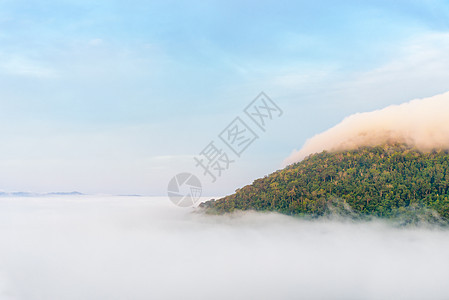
[0,191,85,197]
[45,191,84,196]
[201,144,449,221]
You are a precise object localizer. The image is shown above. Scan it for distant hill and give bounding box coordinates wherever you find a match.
[0,191,84,197]
[201,144,449,221]
[45,191,84,196]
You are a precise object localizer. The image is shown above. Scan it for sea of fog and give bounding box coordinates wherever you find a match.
[0,196,449,300]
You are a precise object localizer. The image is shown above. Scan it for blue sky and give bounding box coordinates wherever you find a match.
[1,0,449,195]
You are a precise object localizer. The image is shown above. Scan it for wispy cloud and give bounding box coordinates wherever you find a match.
[0,54,58,78]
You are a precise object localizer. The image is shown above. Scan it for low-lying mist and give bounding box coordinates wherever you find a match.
[1,196,449,300]
[285,91,449,165]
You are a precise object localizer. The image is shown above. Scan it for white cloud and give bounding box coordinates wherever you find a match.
[284,90,449,165]
[88,38,104,46]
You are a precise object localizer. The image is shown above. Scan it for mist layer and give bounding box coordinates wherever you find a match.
[285,91,449,165]
[1,197,449,300]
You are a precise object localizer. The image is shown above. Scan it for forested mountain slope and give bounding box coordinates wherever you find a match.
[201,144,449,220]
